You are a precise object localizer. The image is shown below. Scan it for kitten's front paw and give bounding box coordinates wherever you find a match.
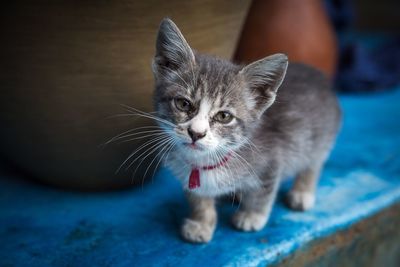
[232,211,267,232]
[286,190,315,211]
[181,219,214,243]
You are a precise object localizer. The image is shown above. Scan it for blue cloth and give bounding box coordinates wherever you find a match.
[1,88,400,266]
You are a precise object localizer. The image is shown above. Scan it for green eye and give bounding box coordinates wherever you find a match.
[175,98,192,112]
[214,111,233,124]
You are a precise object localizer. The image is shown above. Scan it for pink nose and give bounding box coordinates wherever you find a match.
[187,128,206,143]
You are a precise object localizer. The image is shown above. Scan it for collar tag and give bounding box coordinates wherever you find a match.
[189,168,200,189]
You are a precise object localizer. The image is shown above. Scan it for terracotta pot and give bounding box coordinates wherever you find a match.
[234,0,338,78]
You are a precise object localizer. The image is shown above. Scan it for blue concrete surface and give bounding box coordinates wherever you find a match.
[1,88,400,267]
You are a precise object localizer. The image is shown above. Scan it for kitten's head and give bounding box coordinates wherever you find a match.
[152,18,288,162]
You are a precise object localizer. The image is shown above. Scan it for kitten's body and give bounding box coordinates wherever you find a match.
[152,19,341,243]
[167,61,340,195]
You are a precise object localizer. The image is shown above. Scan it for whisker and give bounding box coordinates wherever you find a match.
[125,136,174,171]
[216,146,238,204]
[115,134,169,174]
[105,125,162,142]
[105,129,170,145]
[215,147,234,196]
[113,112,176,128]
[150,139,177,183]
[133,143,176,185]
[222,146,261,184]
[120,104,177,127]
[117,132,170,144]
[136,137,176,187]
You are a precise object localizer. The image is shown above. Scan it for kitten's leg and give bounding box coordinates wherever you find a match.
[287,165,321,211]
[232,179,279,232]
[181,193,217,243]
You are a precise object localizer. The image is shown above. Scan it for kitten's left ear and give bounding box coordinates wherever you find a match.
[240,53,288,116]
[153,18,195,76]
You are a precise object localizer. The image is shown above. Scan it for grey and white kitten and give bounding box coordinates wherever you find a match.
[152,19,341,243]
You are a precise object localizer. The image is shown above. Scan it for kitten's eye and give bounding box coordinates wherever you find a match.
[174,98,192,112]
[214,111,233,124]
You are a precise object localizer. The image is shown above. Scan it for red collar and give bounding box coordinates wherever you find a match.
[188,153,231,189]
[201,153,230,170]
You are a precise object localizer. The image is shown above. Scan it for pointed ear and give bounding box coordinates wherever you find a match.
[240,53,288,116]
[152,18,195,76]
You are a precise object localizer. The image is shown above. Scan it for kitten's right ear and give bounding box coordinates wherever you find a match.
[240,53,288,117]
[153,18,195,76]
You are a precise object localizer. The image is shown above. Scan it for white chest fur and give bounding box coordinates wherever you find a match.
[165,152,261,197]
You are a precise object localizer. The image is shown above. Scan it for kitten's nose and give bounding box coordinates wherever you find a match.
[188,128,206,143]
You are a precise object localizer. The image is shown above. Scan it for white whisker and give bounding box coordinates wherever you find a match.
[115,134,170,174]
[150,139,177,183]
[135,137,176,186]
[125,136,174,171]
[102,126,164,146]
[120,104,177,127]
[117,132,171,144]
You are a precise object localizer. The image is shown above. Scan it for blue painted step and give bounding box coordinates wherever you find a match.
[1,88,400,267]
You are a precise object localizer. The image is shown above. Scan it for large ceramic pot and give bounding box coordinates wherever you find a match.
[0,1,250,190]
[235,0,337,78]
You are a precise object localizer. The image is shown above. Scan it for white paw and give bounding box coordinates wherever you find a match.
[232,211,267,232]
[287,190,315,211]
[181,219,214,243]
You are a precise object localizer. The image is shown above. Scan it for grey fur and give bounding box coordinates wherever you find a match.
[152,18,341,243]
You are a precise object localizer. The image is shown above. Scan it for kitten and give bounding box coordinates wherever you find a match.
[151,18,341,243]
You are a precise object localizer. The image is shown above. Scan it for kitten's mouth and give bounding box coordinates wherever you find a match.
[184,142,203,150]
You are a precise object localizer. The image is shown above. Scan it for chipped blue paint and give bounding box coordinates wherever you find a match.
[1,88,400,267]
